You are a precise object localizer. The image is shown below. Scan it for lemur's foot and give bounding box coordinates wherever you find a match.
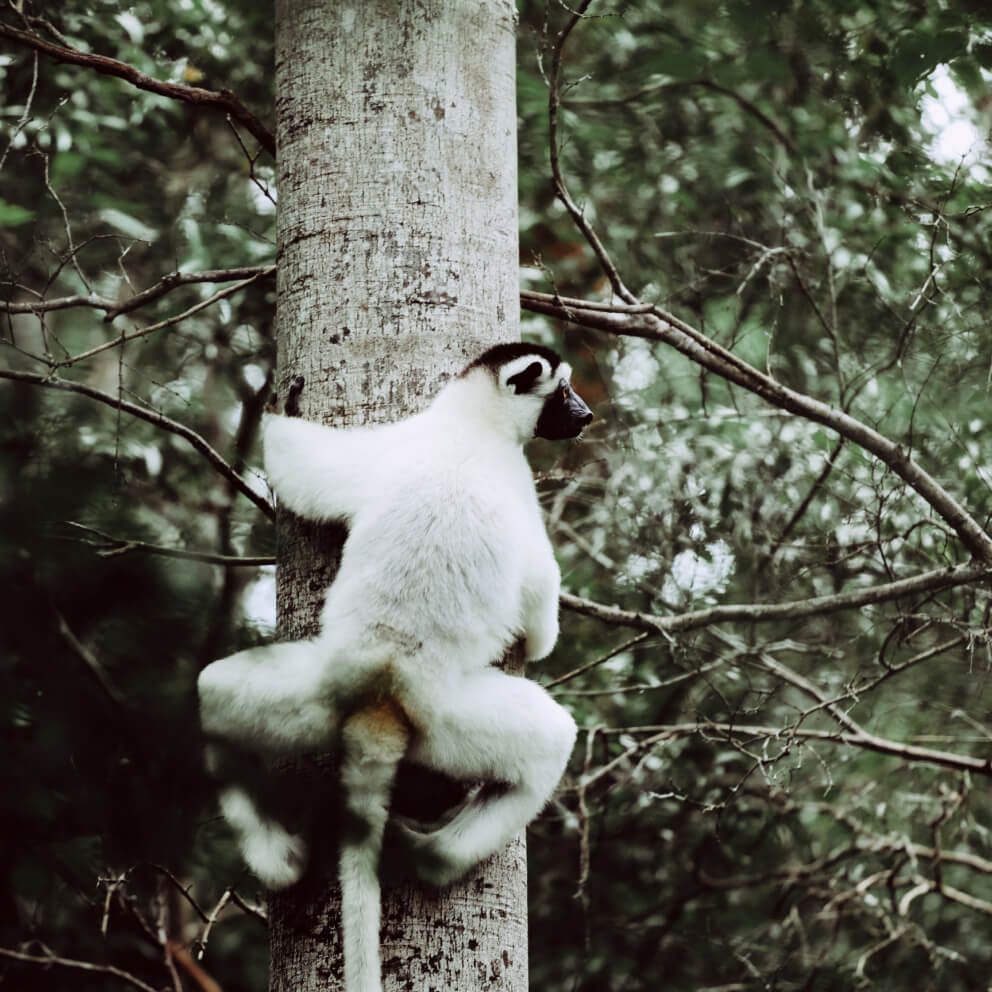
[241,823,307,889]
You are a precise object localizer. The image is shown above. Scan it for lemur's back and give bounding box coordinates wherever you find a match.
[318,427,535,663]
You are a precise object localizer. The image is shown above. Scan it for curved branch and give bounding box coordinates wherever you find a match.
[1,266,275,322]
[64,521,275,566]
[523,290,992,564]
[688,78,796,155]
[0,22,275,156]
[561,562,992,635]
[55,609,129,710]
[566,77,796,154]
[546,0,635,303]
[55,268,274,368]
[0,947,159,992]
[0,369,274,519]
[592,722,992,778]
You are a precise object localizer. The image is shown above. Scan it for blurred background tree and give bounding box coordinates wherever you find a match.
[2,0,991,990]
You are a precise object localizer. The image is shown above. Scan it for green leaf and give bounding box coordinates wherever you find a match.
[51,151,86,184]
[638,48,709,81]
[890,29,970,84]
[0,198,34,226]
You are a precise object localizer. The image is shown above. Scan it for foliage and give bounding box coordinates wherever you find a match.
[2,0,992,990]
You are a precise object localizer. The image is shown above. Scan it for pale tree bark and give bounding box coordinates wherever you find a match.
[269,1,526,990]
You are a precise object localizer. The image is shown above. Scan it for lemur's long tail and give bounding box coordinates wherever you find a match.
[339,699,410,992]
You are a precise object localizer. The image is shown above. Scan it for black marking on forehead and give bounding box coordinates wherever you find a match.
[506,361,544,395]
[460,342,562,378]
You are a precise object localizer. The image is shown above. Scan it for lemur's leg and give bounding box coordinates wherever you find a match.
[397,667,576,886]
[199,640,346,888]
[198,640,341,754]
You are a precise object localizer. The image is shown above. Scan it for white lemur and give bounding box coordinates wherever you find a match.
[197,342,591,992]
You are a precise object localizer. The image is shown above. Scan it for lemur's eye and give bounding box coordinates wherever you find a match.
[561,387,568,400]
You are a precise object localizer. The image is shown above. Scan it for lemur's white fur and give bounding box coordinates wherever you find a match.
[198,345,585,992]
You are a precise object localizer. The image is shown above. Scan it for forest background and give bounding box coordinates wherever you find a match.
[2,1,992,990]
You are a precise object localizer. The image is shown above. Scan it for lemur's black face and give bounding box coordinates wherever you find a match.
[466,343,593,441]
[535,378,593,440]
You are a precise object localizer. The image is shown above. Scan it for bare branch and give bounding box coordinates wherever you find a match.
[151,865,210,924]
[228,890,267,924]
[696,840,992,900]
[756,652,864,736]
[753,649,992,777]
[927,881,992,916]
[522,289,992,564]
[591,722,992,777]
[0,22,275,156]
[64,521,274,566]
[55,268,274,368]
[0,369,274,520]
[55,609,129,710]
[546,0,635,303]
[561,561,992,635]
[167,940,224,992]
[565,77,796,155]
[39,150,93,293]
[545,631,650,688]
[1,265,275,321]
[0,49,38,172]
[0,946,160,992]
[196,889,232,960]
[766,436,846,560]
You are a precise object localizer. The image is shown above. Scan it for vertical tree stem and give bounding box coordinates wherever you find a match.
[270,1,526,989]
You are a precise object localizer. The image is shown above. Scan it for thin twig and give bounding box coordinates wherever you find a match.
[151,865,210,924]
[560,562,992,636]
[521,289,992,564]
[566,77,796,154]
[196,889,233,960]
[546,0,635,302]
[0,946,160,992]
[229,890,267,924]
[0,21,275,156]
[546,631,650,688]
[55,269,274,368]
[55,609,129,710]
[574,726,597,952]
[0,48,38,171]
[41,150,91,293]
[766,437,845,559]
[63,521,275,566]
[0,368,274,519]
[587,721,992,778]
[1,266,275,321]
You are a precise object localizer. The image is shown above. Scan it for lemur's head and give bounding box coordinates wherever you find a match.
[460,342,593,443]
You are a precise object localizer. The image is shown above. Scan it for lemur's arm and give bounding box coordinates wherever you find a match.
[519,538,561,662]
[264,414,383,524]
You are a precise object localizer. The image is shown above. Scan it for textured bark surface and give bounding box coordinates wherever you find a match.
[270,0,526,989]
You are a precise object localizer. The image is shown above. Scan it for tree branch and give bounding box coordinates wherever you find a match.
[565,77,796,155]
[1,266,275,322]
[546,0,635,303]
[228,890,267,924]
[766,436,845,559]
[591,721,992,778]
[0,947,160,992]
[522,289,992,564]
[561,562,992,636]
[53,268,274,368]
[0,22,275,156]
[0,369,274,519]
[55,609,129,710]
[64,520,274,566]
[696,838,992,893]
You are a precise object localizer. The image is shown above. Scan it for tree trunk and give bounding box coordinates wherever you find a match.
[269,1,526,990]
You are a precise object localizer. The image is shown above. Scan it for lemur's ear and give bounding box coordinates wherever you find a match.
[506,361,544,395]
